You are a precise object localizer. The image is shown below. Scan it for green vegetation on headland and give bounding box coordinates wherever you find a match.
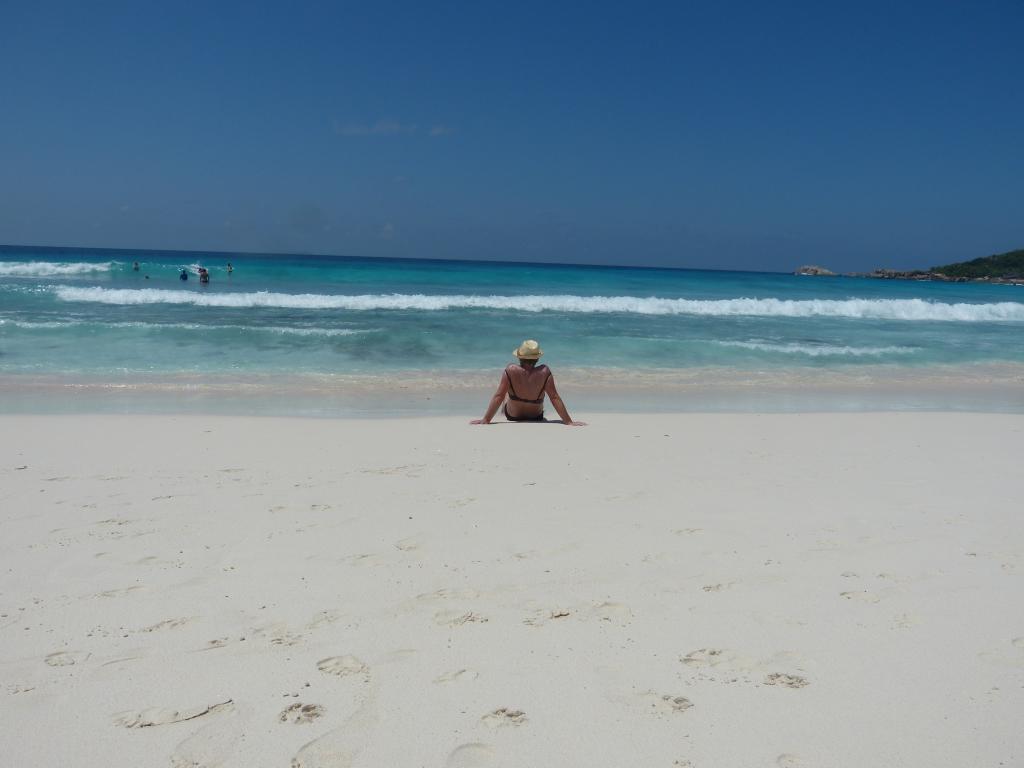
[930,249,1024,280]
[796,248,1024,283]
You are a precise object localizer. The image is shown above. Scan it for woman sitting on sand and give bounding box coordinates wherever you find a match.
[471,340,585,426]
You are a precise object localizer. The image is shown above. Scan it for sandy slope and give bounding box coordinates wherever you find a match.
[1,413,1022,767]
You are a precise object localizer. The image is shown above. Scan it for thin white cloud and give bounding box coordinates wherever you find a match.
[334,119,418,136]
[429,124,453,137]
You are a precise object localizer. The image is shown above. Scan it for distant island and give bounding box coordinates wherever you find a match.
[796,248,1024,284]
[794,265,836,276]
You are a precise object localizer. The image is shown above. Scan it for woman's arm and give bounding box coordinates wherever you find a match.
[470,372,509,424]
[545,374,586,426]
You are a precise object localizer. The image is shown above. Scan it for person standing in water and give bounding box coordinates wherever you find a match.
[471,340,585,426]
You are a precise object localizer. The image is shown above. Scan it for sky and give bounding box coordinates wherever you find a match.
[1,1,1022,272]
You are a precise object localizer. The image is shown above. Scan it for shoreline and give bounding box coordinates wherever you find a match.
[2,362,1022,416]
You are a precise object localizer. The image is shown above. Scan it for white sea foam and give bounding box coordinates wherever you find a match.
[715,340,918,357]
[111,322,371,337]
[0,319,81,329]
[51,286,1024,322]
[0,317,370,336]
[0,261,116,277]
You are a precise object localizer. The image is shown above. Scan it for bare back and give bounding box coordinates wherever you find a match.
[504,363,551,418]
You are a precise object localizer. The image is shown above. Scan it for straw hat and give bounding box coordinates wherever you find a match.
[513,339,543,359]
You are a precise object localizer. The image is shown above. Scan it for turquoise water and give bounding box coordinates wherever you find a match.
[2,246,1023,389]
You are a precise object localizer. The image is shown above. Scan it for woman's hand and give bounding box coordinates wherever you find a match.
[469,419,490,425]
[563,420,587,426]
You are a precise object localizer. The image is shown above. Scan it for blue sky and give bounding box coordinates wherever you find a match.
[1,1,1021,272]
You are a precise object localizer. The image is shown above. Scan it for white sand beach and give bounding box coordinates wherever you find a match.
[1,412,1022,767]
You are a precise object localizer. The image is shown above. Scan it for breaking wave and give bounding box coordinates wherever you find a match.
[52,286,1024,322]
[714,341,918,356]
[0,261,115,277]
[0,317,371,336]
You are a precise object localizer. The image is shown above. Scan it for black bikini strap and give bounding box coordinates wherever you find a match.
[504,369,519,399]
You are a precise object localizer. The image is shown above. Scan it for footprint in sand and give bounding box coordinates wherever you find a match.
[280,703,325,724]
[445,742,498,768]
[317,655,370,679]
[481,708,527,727]
[777,754,808,767]
[290,686,376,768]
[113,700,233,729]
[394,536,420,552]
[764,673,809,689]
[45,650,90,667]
[270,632,303,647]
[643,693,694,716]
[170,705,244,768]
[251,622,303,647]
[681,648,806,685]
[307,610,342,631]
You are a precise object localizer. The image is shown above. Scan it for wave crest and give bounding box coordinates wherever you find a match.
[51,286,1024,322]
[0,317,371,336]
[0,261,115,276]
[715,341,918,357]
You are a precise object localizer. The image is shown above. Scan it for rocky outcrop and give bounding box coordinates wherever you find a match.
[794,265,836,276]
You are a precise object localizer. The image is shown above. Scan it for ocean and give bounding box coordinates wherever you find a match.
[2,246,1023,414]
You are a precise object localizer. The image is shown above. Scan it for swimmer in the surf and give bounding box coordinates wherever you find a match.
[179,268,189,281]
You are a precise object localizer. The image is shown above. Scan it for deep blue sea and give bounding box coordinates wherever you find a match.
[2,246,1023,413]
